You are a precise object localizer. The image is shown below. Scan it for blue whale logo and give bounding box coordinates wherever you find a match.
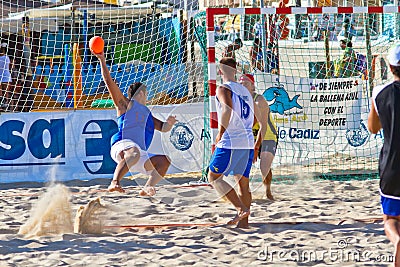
[262,86,302,115]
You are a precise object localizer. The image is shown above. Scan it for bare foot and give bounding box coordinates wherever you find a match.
[139,186,156,196]
[107,180,125,193]
[227,209,250,225]
[237,217,250,229]
[266,189,274,201]
[395,241,400,267]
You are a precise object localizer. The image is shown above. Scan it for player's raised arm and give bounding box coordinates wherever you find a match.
[90,38,128,116]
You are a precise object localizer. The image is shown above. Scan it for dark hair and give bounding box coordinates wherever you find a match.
[347,41,353,47]
[22,16,29,23]
[340,39,352,48]
[220,57,237,69]
[253,38,261,46]
[392,65,400,78]
[128,82,146,99]
[234,38,243,47]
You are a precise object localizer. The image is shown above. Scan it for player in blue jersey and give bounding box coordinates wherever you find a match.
[92,51,177,196]
[368,43,400,265]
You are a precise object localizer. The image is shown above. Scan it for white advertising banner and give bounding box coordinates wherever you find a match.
[255,73,363,130]
[0,103,205,183]
[254,72,382,166]
[0,75,384,183]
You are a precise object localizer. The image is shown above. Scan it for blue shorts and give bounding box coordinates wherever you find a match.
[209,147,254,178]
[381,195,400,216]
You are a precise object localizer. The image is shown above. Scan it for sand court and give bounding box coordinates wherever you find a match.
[0,173,394,266]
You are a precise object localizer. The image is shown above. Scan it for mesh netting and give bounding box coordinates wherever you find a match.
[202,6,399,180]
[1,1,399,181]
[0,0,204,111]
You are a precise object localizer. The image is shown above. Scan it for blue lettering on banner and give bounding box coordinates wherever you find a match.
[374,130,383,139]
[0,120,25,160]
[28,119,65,159]
[200,129,211,141]
[289,128,320,139]
[278,128,287,139]
[278,127,320,140]
[0,119,65,164]
[82,120,118,174]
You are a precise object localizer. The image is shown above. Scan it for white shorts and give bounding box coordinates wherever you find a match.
[110,139,156,175]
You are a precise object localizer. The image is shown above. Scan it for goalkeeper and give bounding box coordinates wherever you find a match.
[91,50,177,196]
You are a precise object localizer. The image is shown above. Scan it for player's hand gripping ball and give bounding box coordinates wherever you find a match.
[89,36,104,54]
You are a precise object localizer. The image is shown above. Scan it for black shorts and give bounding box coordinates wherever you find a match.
[258,140,277,158]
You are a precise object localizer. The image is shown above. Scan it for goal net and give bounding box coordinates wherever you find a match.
[1,1,399,182]
[201,6,399,180]
[0,1,203,112]
[0,1,212,183]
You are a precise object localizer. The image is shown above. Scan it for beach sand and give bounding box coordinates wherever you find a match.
[0,173,393,266]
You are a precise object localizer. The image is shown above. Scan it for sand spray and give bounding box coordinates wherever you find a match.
[18,156,73,236]
[18,156,106,236]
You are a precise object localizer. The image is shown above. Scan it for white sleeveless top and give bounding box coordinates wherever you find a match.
[216,81,254,149]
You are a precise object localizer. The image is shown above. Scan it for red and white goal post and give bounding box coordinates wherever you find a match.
[206,6,400,178]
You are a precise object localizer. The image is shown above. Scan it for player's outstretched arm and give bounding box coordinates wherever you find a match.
[92,51,128,115]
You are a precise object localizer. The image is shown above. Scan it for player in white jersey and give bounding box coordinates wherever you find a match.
[208,57,260,228]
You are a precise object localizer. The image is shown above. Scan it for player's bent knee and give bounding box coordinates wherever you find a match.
[210,177,231,196]
[162,155,171,166]
[123,147,140,165]
[125,146,139,157]
[207,170,221,183]
[152,155,171,167]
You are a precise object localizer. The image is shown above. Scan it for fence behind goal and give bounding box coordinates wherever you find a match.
[0,1,210,183]
[202,6,400,181]
[0,1,205,111]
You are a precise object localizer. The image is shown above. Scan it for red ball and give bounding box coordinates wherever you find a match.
[89,36,104,54]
